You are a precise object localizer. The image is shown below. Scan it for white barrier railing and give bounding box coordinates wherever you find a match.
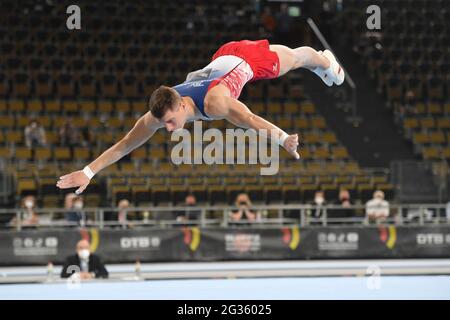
[1,204,449,230]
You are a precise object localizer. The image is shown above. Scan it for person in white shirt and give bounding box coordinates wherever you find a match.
[365,190,390,223]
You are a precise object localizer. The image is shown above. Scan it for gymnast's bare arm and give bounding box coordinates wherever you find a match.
[56,112,163,194]
[204,93,300,159]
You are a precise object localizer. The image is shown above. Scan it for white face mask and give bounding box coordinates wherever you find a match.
[315,197,324,205]
[24,200,34,209]
[78,249,90,260]
[73,202,83,209]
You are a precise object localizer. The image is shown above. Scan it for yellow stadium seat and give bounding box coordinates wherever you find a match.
[442,147,450,160]
[303,133,321,144]
[36,116,51,129]
[45,100,61,112]
[98,101,113,113]
[444,103,450,114]
[107,118,123,129]
[115,100,130,113]
[420,118,435,129]
[88,118,102,129]
[250,102,265,114]
[74,147,90,160]
[267,102,282,115]
[313,147,330,160]
[299,147,311,160]
[53,147,71,160]
[372,175,388,184]
[284,102,299,114]
[343,162,360,174]
[34,147,51,161]
[0,101,7,113]
[414,103,426,115]
[429,131,445,144]
[293,118,309,129]
[79,101,96,113]
[17,179,36,195]
[301,102,316,114]
[0,116,14,129]
[277,118,292,130]
[132,101,147,114]
[27,100,43,113]
[15,147,32,160]
[72,117,87,127]
[9,100,25,112]
[0,147,11,158]
[422,147,440,160]
[427,103,442,115]
[310,117,326,129]
[16,117,30,128]
[332,146,349,159]
[437,118,450,130]
[131,147,147,160]
[62,101,78,113]
[46,132,57,144]
[412,132,430,145]
[322,132,337,144]
[404,118,419,130]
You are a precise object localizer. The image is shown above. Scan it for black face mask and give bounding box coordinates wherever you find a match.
[238,201,248,206]
[340,197,349,202]
[187,203,196,207]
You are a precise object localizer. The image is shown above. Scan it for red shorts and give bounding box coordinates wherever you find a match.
[211,39,280,81]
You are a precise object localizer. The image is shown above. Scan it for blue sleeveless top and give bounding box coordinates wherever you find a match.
[172,56,243,120]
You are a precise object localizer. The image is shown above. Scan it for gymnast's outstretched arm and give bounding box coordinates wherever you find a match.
[205,94,300,159]
[56,112,163,194]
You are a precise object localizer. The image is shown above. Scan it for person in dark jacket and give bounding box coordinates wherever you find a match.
[60,239,108,279]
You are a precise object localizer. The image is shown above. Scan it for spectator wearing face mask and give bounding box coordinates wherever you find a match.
[307,190,327,221]
[64,195,86,227]
[24,119,47,149]
[332,189,355,223]
[10,195,39,227]
[366,190,390,224]
[229,193,261,225]
[176,194,201,223]
[60,239,108,280]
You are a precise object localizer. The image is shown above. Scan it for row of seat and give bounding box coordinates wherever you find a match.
[16,177,394,207]
[0,99,320,116]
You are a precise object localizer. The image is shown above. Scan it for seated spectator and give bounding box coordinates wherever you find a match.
[366,190,390,223]
[229,193,260,224]
[24,119,47,148]
[10,195,39,227]
[64,195,86,227]
[118,199,130,225]
[58,120,80,148]
[60,239,108,280]
[333,189,355,223]
[176,193,201,223]
[307,190,327,221]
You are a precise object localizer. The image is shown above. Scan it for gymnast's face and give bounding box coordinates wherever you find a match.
[161,101,187,132]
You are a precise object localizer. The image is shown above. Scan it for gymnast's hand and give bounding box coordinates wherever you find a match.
[56,170,91,195]
[283,134,300,160]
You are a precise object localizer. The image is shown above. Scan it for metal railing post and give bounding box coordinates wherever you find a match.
[201,208,206,227]
[419,206,425,225]
[300,208,305,227]
[99,209,104,230]
[16,209,21,231]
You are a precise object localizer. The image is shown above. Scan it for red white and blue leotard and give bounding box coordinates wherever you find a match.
[172,39,280,120]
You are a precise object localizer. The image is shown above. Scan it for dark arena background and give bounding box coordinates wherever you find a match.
[0,0,449,301]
